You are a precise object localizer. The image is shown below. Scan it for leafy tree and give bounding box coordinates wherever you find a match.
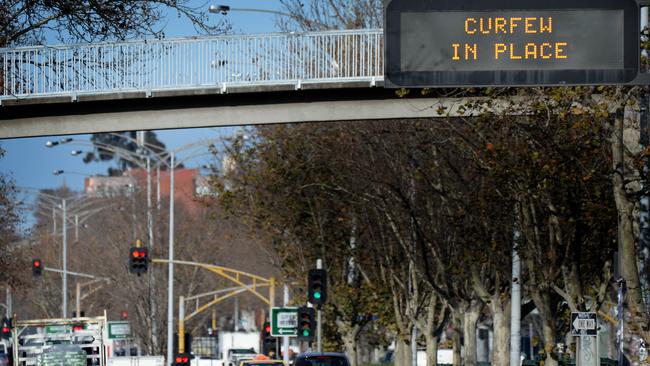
[0,146,24,287]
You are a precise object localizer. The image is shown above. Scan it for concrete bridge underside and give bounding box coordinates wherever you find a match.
[0,82,477,139]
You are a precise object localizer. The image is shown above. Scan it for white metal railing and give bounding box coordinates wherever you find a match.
[0,29,384,100]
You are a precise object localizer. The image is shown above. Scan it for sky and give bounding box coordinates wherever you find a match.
[0,0,286,194]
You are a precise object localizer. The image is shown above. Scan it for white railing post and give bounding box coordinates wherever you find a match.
[0,30,384,101]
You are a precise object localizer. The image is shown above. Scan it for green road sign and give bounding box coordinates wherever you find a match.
[107,321,132,339]
[45,325,72,334]
[270,307,298,337]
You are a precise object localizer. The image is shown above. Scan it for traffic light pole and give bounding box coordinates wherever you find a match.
[283,285,289,364]
[76,278,109,318]
[178,296,186,354]
[42,268,109,318]
[316,259,322,353]
[5,288,11,318]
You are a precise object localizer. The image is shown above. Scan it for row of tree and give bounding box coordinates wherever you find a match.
[214,87,648,366]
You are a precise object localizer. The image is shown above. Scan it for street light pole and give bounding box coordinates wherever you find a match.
[75,214,79,242]
[167,151,175,366]
[52,204,56,235]
[147,157,159,353]
[62,198,68,318]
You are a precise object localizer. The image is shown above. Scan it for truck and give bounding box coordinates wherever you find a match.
[12,316,107,366]
[217,332,260,366]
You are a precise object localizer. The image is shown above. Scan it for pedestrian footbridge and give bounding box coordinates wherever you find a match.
[0,29,471,138]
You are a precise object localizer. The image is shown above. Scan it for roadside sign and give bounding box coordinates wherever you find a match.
[45,325,71,334]
[107,321,132,339]
[385,0,639,87]
[270,307,298,337]
[571,312,597,336]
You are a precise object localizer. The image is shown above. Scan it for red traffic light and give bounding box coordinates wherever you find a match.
[265,324,271,333]
[174,353,192,365]
[129,247,149,274]
[32,259,44,276]
[132,249,146,258]
[2,327,9,333]
[73,325,84,332]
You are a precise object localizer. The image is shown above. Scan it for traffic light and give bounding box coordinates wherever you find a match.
[173,353,192,366]
[308,269,327,307]
[129,247,149,274]
[297,306,315,342]
[32,259,43,276]
[1,317,11,340]
[262,321,277,356]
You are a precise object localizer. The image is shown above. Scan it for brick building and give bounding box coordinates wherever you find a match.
[84,168,211,211]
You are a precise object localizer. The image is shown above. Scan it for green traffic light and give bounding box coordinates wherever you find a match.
[314,292,321,299]
[303,329,310,337]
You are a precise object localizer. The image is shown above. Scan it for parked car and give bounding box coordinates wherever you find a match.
[295,353,350,366]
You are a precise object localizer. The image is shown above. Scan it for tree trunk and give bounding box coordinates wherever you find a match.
[541,318,558,366]
[395,335,413,366]
[492,308,510,366]
[452,318,462,366]
[425,334,439,366]
[337,320,361,366]
[463,300,481,366]
[530,289,558,366]
[342,332,359,366]
[611,110,649,335]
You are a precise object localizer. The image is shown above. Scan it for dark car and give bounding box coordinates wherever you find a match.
[0,353,9,366]
[295,353,350,366]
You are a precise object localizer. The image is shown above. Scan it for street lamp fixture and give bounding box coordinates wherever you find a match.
[53,170,64,176]
[71,150,83,156]
[209,4,230,15]
[45,138,74,148]
[208,4,295,18]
